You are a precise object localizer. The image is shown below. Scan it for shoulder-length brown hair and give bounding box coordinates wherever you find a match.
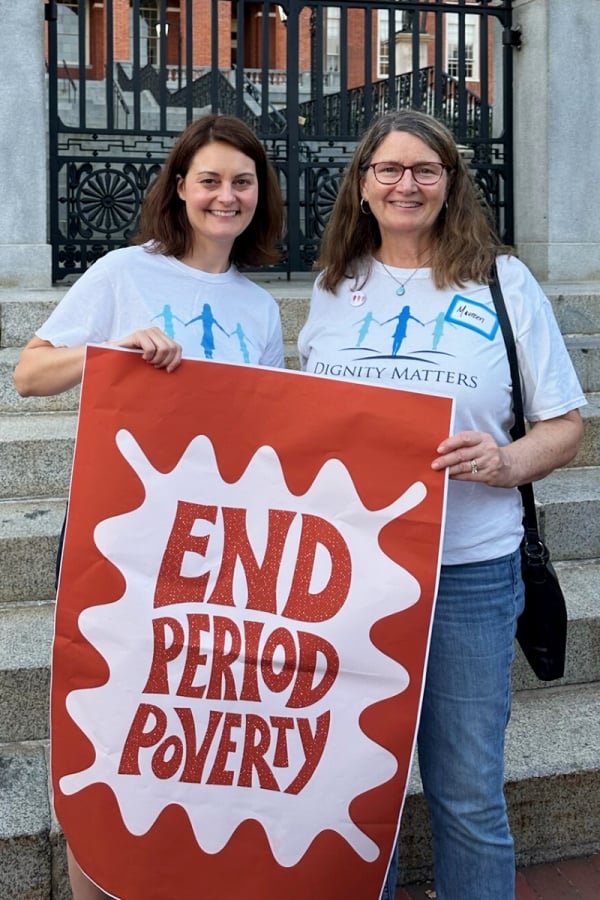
[317,109,511,292]
[134,114,284,267]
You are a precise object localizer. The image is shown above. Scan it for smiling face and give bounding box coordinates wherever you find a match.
[176,141,259,259]
[360,130,449,249]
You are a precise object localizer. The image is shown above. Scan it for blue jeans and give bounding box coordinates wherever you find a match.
[382,549,524,900]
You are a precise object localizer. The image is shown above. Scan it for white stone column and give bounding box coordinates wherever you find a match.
[0,0,51,288]
[512,0,600,282]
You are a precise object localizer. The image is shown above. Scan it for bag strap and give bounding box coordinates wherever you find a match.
[488,261,541,551]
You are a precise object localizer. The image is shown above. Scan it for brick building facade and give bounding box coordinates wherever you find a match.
[54,1,489,98]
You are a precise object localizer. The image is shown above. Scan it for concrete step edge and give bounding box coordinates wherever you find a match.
[0,497,68,536]
[0,410,78,438]
[535,465,600,503]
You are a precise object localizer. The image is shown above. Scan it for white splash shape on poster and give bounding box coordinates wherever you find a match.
[60,430,426,866]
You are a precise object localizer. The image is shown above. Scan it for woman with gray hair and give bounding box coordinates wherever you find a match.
[299,109,585,899]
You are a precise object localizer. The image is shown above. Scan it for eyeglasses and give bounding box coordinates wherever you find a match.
[369,162,448,186]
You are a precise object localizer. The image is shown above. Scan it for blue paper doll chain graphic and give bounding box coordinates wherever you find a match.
[153,302,253,362]
[348,301,456,365]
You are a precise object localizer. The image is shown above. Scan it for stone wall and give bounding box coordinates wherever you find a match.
[0,0,52,288]
[512,0,600,281]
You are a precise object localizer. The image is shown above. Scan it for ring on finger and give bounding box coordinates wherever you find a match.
[470,458,479,475]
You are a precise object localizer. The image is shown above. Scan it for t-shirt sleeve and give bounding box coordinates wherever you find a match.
[36,257,116,347]
[497,255,586,421]
[297,276,328,371]
[258,297,285,369]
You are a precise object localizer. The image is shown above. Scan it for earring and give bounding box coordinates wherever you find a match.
[360,198,371,215]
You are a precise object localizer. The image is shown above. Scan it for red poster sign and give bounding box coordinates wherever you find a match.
[51,346,453,900]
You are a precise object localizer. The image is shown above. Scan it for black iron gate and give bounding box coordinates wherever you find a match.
[46,0,517,283]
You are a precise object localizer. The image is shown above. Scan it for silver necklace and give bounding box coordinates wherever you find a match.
[380,259,431,297]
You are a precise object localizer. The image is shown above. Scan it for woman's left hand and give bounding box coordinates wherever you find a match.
[108,326,183,372]
[432,412,584,488]
[431,430,512,486]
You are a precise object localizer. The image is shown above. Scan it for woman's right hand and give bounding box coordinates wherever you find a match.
[109,327,183,372]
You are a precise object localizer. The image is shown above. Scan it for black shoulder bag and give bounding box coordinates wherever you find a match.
[489,262,567,682]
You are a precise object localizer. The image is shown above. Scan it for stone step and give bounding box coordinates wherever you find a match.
[578,393,600,467]
[2,286,599,396]
[545,283,600,335]
[0,499,66,604]
[2,347,598,415]
[1,681,599,892]
[0,412,76,499]
[1,369,597,469]
[0,602,54,742]
[1,467,599,607]
[0,457,598,613]
[536,466,600,561]
[399,680,600,882]
[0,388,598,504]
[0,740,63,900]
[2,280,600,347]
[0,289,64,349]
[0,347,81,413]
[513,560,600,691]
[506,681,600,865]
[0,284,314,350]
[565,335,600,393]
[1,561,598,744]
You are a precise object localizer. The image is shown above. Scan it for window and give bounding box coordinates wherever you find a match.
[129,0,161,67]
[446,13,480,82]
[377,10,406,78]
[324,7,340,74]
[139,0,160,66]
[57,0,86,67]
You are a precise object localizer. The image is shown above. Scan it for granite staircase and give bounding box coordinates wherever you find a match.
[0,278,599,898]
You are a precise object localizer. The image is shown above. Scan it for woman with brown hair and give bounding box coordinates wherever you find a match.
[15,113,285,397]
[14,113,285,900]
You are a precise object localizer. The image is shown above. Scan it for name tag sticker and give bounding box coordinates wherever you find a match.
[445,295,499,340]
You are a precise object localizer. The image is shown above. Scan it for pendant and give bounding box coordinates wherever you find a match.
[396,285,406,297]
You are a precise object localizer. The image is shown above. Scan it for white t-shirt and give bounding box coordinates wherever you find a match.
[37,245,284,368]
[298,254,586,565]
